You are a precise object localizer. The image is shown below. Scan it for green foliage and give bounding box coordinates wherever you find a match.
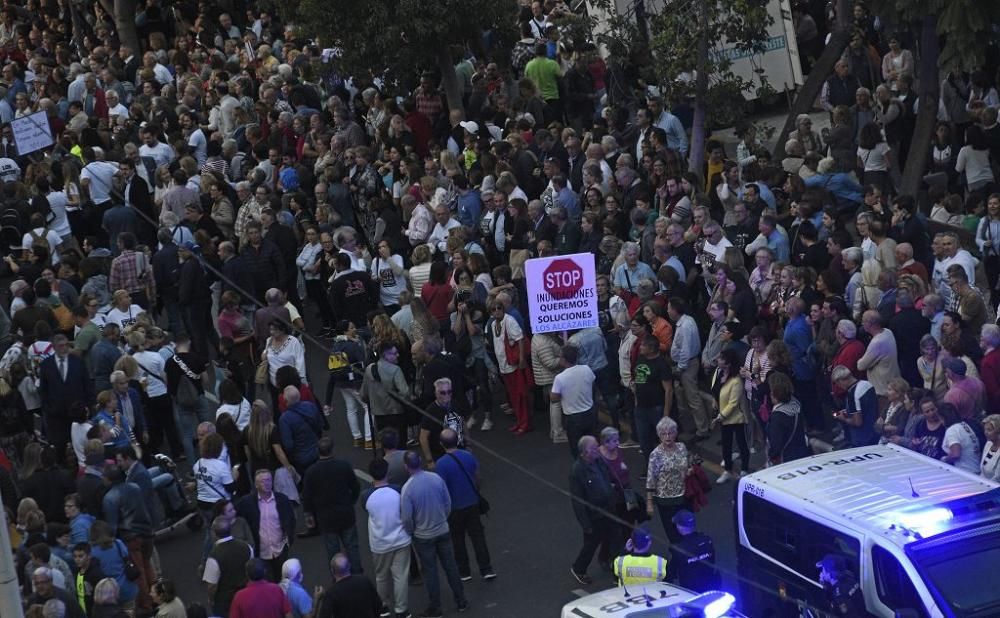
[648,0,773,127]
[283,0,517,87]
[870,0,1000,71]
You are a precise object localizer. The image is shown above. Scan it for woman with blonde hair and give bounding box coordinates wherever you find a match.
[241,401,294,479]
[407,244,433,297]
[897,273,927,310]
[853,259,882,321]
[980,414,1000,481]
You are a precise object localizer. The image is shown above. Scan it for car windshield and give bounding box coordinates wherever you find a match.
[909,525,1000,616]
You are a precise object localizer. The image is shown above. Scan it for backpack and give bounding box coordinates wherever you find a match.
[50,302,74,332]
[176,374,200,408]
[28,229,50,255]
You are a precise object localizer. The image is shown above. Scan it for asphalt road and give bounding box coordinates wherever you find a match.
[155,332,758,618]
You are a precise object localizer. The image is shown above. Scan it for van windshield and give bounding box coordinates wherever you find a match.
[908,524,1000,616]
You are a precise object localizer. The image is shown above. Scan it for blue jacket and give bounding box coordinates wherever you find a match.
[783,314,815,380]
[456,190,482,229]
[804,172,863,207]
[279,401,323,468]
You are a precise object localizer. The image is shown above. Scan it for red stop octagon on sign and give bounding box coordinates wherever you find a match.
[543,258,584,298]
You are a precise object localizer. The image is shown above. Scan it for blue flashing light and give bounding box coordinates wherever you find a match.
[675,591,736,618]
[898,507,952,531]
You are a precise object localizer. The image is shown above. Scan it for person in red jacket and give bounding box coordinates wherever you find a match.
[981,325,1000,414]
[830,319,866,403]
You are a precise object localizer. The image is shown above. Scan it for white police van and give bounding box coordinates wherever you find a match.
[736,443,1000,617]
[561,584,745,617]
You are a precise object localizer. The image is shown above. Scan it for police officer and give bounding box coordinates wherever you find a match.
[612,528,668,586]
[816,554,865,616]
[667,510,720,591]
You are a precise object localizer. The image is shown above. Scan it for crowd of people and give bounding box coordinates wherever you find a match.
[1,0,1000,617]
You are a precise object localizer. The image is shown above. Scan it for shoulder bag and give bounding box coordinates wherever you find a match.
[115,539,141,581]
[446,452,490,515]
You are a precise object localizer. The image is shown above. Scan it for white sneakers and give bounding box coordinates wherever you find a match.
[717,471,740,484]
[480,419,494,431]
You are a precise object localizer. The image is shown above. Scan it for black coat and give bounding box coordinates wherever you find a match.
[178,257,212,304]
[38,353,92,420]
[302,457,360,532]
[569,457,616,530]
[240,239,285,298]
[152,242,181,302]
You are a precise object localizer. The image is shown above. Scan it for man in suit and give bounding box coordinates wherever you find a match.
[527,200,556,246]
[119,158,156,247]
[236,469,296,582]
[260,208,299,307]
[39,334,92,458]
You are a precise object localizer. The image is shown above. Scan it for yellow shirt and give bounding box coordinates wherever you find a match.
[613,553,669,585]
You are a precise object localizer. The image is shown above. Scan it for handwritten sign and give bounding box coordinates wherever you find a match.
[11,111,53,155]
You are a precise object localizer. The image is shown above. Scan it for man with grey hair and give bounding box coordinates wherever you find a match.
[612,241,655,294]
[831,364,879,447]
[569,434,616,585]
[830,318,866,401]
[857,310,901,409]
[980,324,1000,414]
[28,567,83,618]
[279,385,324,477]
[253,288,292,349]
[922,293,946,342]
[842,246,864,309]
[420,377,465,463]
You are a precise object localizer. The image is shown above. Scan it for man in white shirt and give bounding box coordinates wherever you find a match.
[404,195,434,247]
[138,126,175,169]
[35,178,72,241]
[932,231,977,309]
[80,148,118,206]
[363,457,412,617]
[551,345,597,459]
[180,110,208,167]
[427,205,461,255]
[142,52,173,86]
[105,90,128,122]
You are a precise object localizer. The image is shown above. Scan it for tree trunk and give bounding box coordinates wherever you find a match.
[773,30,850,160]
[437,48,464,117]
[114,0,140,56]
[836,0,851,31]
[899,15,939,197]
[688,0,709,174]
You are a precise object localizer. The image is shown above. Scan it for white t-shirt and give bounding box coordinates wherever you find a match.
[956,146,995,188]
[371,255,406,306]
[217,399,251,430]
[858,142,890,172]
[105,304,145,331]
[490,314,523,375]
[21,228,63,264]
[188,128,208,167]
[364,485,411,554]
[943,422,981,474]
[552,364,597,415]
[194,457,232,503]
[81,161,118,203]
[42,191,72,238]
[139,141,176,169]
[132,350,167,397]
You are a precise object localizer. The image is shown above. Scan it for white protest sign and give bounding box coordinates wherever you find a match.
[525,252,599,334]
[10,111,53,156]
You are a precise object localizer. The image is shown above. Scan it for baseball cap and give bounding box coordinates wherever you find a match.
[627,527,652,552]
[942,357,967,376]
[459,120,479,135]
[672,509,696,528]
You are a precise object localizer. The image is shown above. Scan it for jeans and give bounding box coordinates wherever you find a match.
[148,467,185,512]
[633,405,663,462]
[564,408,597,459]
[340,387,372,440]
[721,423,750,473]
[413,533,467,611]
[572,517,619,574]
[373,545,411,614]
[594,366,621,429]
[449,505,493,577]
[175,398,213,463]
[676,363,709,435]
[323,526,363,573]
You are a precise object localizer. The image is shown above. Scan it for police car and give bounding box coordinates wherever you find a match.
[560,584,745,617]
[737,443,1000,617]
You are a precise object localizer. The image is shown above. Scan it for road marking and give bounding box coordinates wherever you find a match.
[571,588,589,597]
[354,469,373,483]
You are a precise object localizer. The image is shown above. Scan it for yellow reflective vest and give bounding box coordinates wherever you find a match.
[613,553,669,586]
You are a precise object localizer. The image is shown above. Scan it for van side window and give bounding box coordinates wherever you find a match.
[743,493,861,580]
[872,545,927,617]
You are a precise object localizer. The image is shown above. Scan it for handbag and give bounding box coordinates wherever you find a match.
[116,539,141,581]
[446,452,490,515]
[255,349,270,385]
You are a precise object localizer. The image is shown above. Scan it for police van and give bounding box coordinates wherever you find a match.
[561,584,745,617]
[736,443,1000,617]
